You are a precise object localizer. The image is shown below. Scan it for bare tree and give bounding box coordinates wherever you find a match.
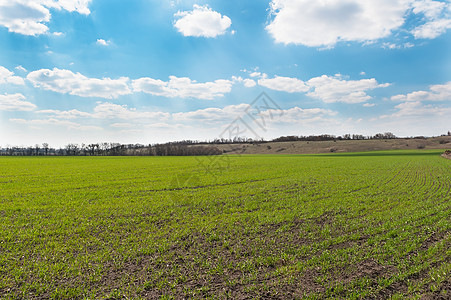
[42,143,49,156]
[88,144,98,156]
[65,143,79,156]
[34,144,40,156]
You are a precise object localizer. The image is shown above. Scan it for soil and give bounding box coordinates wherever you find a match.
[442,151,451,160]
[94,214,448,299]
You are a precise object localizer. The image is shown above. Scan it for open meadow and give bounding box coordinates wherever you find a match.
[0,150,450,299]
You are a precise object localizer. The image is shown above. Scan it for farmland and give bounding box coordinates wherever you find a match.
[0,150,450,299]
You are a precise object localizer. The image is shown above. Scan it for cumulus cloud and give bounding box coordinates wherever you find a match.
[243,79,257,88]
[174,5,232,37]
[391,81,451,101]
[410,0,451,38]
[0,66,25,85]
[381,101,451,119]
[0,0,91,36]
[266,0,409,47]
[96,38,111,46]
[266,0,451,47]
[36,109,92,119]
[258,74,389,103]
[0,1,50,35]
[250,72,264,78]
[232,76,257,88]
[259,107,337,124]
[27,68,131,99]
[412,0,448,19]
[10,118,101,131]
[306,75,390,103]
[38,102,250,125]
[110,123,134,128]
[0,93,36,111]
[258,76,309,93]
[37,102,170,121]
[26,68,239,100]
[382,42,415,49]
[15,65,28,72]
[411,18,451,38]
[22,99,342,138]
[172,103,337,127]
[92,102,170,120]
[132,76,233,100]
[40,0,91,15]
[411,0,451,38]
[173,104,250,123]
[363,103,376,107]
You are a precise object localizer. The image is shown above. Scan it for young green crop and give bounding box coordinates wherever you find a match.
[0,150,449,299]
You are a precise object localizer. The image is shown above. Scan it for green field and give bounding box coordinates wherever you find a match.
[0,150,450,299]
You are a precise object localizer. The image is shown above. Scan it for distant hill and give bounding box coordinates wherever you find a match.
[210,136,451,155]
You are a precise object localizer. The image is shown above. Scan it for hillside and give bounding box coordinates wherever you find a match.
[211,136,451,155]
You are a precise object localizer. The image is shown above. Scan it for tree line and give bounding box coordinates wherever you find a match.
[0,142,221,156]
[1,131,450,156]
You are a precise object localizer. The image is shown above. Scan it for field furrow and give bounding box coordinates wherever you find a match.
[0,150,449,299]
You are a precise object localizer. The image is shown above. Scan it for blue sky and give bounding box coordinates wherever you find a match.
[0,0,450,147]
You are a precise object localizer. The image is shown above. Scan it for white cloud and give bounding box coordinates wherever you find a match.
[36,109,92,119]
[0,93,36,111]
[92,102,170,120]
[307,75,390,103]
[10,118,102,131]
[0,66,25,85]
[259,107,337,124]
[173,103,250,123]
[411,0,451,39]
[381,42,414,49]
[266,0,451,47]
[172,103,337,128]
[250,72,263,78]
[412,0,447,19]
[382,42,401,49]
[391,81,451,101]
[40,0,91,15]
[363,103,376,107]
[110,123,134,128]
[96,38,111,46]
[37,102,170,121]
[145,122,184,129]
[0,0,91,36]
[258,76,309,93]
[174,4,231,38]
[243,79,257,88]
[27,68,131,99]
[257,74,389,103]
[266,0,410,47]
[232,76,256,88]
[0,1,50,35]
[132,76,233,100]
[26,68,239,100]
[15,65,28,72]
[381,101,451,118]
[411,18,451,38]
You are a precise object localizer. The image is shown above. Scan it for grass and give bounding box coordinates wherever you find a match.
[0,150,450,299]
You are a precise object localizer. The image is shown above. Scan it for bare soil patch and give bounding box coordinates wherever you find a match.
[441,150,451,160]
